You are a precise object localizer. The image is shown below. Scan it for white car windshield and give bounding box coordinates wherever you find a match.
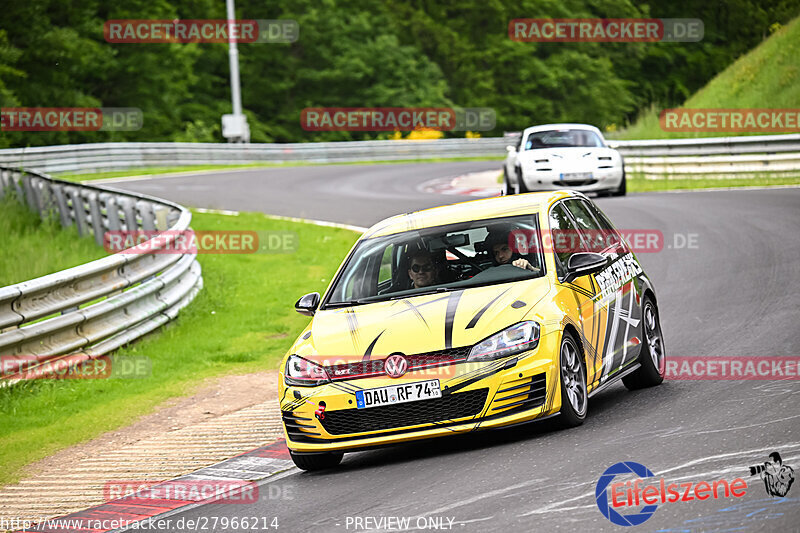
[524,129,604,149]
[324,214,546,307]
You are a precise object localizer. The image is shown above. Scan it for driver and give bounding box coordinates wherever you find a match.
[407,249,439,288]
[486,230,539,272]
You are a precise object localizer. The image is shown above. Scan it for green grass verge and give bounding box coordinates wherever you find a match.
[0,197,107,286]
[613,16,800,140]
[626,174,800,192]
[57,156,504,183]
[0,210,360,485]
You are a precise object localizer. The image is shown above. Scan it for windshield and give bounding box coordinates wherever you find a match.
[323,214,545,307]
[524,129,604,149]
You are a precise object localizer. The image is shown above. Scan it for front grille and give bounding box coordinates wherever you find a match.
[555,179,598,186]
[325,346,471,381]
[319,388,489,435]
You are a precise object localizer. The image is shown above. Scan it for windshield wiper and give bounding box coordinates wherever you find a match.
[324,299,368,308]
[389,286,453,300]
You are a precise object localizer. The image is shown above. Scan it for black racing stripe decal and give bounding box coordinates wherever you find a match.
[362,330,385,361]
[511,300,526,309]
[466,288,511,329]
[444,290,464,349]
[330,382,360,395]
[569,284,594,299]
[402,300,430,330]
[345,308,360,351]
[391,294,452,317]
[445,360,508,394]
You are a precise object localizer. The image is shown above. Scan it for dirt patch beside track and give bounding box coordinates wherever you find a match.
[0,371,283,524]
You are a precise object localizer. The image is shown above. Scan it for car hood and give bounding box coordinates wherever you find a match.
[289,278,552,364]
[516,146,617,162]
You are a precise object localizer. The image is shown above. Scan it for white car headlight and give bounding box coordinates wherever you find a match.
[467,321,540,362]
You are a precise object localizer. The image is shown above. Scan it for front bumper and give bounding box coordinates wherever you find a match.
[521,168,623,192]
[279,335,563,454]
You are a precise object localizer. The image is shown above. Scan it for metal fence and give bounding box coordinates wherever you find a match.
[0,167,203,384]
[0,134,799,177]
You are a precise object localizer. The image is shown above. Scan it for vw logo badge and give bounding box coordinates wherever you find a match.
[384,354,408,378]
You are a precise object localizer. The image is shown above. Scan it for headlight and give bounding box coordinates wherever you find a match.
[467,321,540,362]
[285,355,330,386]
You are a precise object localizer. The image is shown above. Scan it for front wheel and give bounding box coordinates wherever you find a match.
[623,296,665,390]
[289,451,343,471]
[515,167,530,193]
[503,168,514,195]
[557,332,588,428]
[610,170,626,197]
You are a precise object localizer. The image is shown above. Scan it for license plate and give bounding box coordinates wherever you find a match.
[560,172,593,180]
[355,379,441,409]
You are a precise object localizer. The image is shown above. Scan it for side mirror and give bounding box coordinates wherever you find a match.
[506,145,516,153]
[564,252,607,283]
[295,292,321,316]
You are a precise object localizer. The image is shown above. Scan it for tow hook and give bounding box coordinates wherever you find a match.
[315,401,327,420]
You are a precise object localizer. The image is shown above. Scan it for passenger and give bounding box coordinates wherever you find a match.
[486,230,539,272]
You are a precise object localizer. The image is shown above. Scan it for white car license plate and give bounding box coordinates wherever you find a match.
[560,172,593,180]
[355,380,441,409]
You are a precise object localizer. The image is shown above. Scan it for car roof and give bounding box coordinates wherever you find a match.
[362,191,579,239]
[521,123,604,136]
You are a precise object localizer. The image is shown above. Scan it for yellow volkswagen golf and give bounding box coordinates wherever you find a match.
[280,191,666,470]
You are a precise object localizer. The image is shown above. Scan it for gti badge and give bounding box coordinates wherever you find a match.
[384,354,408,378]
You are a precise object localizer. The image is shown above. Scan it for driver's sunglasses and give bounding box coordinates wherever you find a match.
[411,263,434,273]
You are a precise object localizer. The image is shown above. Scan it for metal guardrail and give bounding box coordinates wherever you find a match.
[0,134,798,177]
[0,167,203,384]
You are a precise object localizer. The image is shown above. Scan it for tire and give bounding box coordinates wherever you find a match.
[515,167,530,193]
[622,296,665,390]
[557,331,588,428]
[610,170,626,197]
[503,168,514,195]
[289,451,343,471]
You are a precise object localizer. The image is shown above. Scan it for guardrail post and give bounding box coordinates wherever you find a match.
[50,184,72,228]
[12,172,25,203]
[138,201,155,231]
[87,192,106,246]
[119,198,138,232]
[0,169,8,200]
[155,207,169,231]
[101,193,123,232]
[65,187,88,236]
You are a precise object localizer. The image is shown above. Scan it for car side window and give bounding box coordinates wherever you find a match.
[378,245,394,285]
[582,200,624,252]
[549,202,588,278]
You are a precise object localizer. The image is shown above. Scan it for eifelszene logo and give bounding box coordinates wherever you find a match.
[595,461,748,526]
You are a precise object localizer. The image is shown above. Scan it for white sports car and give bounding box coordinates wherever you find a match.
[503,124,625,196]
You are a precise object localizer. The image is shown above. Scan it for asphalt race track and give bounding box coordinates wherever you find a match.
[107,163,800,532]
